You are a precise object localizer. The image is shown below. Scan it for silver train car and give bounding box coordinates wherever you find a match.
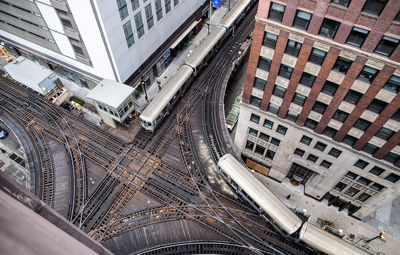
[218,154,370,255]
[139,0,254,131]
[299,222,370,255]
[217,154,302,234]
[140,65,193,131]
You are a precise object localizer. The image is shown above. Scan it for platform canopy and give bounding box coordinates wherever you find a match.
[86,79,135,109]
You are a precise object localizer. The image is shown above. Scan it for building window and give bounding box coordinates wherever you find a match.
[276,125,288,135]
[320,160,332,168]
[375,127,395,140]
[319,18,340,39]
[385,173,400,183]
[273,85,286,98]
[344,187,360,197]
[344,90,363,105]
[343,135,358,146]
[354,159,368,169]
[292,93,307,106]
[246,140,255,150]
[307,154,318,162]
[331,0,351,7]
[396,11,400,21]
[258,56,272,72]
[286,111,298,122]
[300,72,316,87]
[362,0,388,16]
[255,145,266,156]
[268,103,280,115]
[367,99,387,114]
[155,0,163,21]
[358,177,372,186]
[250,96,262,107]
[314,141,327,152]
[263,32,278,48]
[294,148,305,156]
[346,171,358,180]
[358,66,379,84]
[144,4,154,30]
[332,109,349,123]
[259,132,269,141]
[271,137,281,146]
[357,193,371,202]
[308,48,326,65]
[249,128,258,136]
[131,0,140,10]
[123,21,135,47]
[278,64,293,79]
[374,36,399,57]
[354,118,371,131]
[300,135,312,145]
[165,0,171,13]
[391,109,400,122]
[312,101,328,114]
[254,78,266,90]
[370,166,385,176]
[384,152,400,163]
[333,57,352,74]
[135,12,145,38]
[346,27,369,48]
[371,183,384,191]
[266,150,275,160]
[250,113,260,123]
[362,143,379,154]
[323,127,337,138]
[117,0,129,20]
[263,119,274,129]
[328,148,342,158]
[268,2,286,22]
[285,40,302,57]
[173,0,179,6]
[71,44,84,56]
[293,10,312,30]
[384,75,400,93]
[334,182,347,191]
[321,81,339,96]
[305,118,318,130]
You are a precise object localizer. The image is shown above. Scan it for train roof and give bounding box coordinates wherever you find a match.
[300,222,370,255]
[184,26,226,69]
[140,65,193,123]
[219,0,251,29]
[218,154,302,234]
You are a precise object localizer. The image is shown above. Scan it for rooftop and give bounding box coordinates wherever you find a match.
[86,79,135,109]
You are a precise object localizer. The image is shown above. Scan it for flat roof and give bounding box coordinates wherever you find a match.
[5,56,54,85]
[86,79,135,109]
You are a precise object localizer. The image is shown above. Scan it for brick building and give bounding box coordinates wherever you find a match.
[234,0,400,219]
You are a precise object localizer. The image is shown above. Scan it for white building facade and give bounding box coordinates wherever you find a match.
[0,0,203,88]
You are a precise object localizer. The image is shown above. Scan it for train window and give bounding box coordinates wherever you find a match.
[259,132,269,141]
[263,119,274,129]
[268,2,286,23]
[246,140,255,150]
[250,114,260,123]
[249,128,258,136]
[276,125,288,135]
[266,150,275,160]
[270,137,280,146]
[300,135,312,145]
[307,154,318,162]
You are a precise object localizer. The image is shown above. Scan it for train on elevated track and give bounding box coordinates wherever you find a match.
[139,0,255,131]
[218,154,370,255]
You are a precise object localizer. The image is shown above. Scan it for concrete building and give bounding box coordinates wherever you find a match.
[0,0,204,89]
[86,79,137,128]
[235,0,400,219]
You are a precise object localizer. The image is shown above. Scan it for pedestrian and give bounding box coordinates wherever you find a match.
[286,194,291,200]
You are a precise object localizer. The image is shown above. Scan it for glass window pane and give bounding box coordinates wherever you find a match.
[278,64,293,79]
[273,85,286,98]
[322,81,339,96]
[292,93,307,106]
[332,110,349,122]
[258,56,272,72]
[346,27,369,48]
[263,32,278,48]
[374,36,399,57]
[308,48,326,65]
[319,18,340,39]
[263,119,274,128]
[293,10,312,30]
[362,0,388,16]
[285,40,302,57]
[268,2,286,22]
[300,72,316,87]
[358,66,379,84]
[333,57,352,74]
[254,78,266,90]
